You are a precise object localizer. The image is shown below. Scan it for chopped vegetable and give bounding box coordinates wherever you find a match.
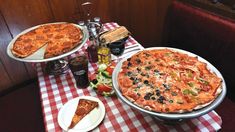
[90,63,116,97]
[169,100,174,103]
[187,82,194,87]
[101,71,111,78]
[183,89,198,96]
[97,84,112,92]
[98,64,107,72]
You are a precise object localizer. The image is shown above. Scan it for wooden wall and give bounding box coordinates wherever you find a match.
[0,0,172,91]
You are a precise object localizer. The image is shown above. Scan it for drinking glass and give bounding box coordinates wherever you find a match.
[69,55,89,88]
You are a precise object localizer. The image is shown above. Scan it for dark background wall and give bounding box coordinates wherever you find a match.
[0,0,172,91]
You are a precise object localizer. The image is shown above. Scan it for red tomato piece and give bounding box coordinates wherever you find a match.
[97,84,112,92]
[106,67,114,75]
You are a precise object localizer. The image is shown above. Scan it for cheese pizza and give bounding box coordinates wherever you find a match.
[69,99,99,129]
[118,49,222,113]
[11,23,83,58]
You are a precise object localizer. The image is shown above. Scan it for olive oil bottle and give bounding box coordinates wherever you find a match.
[98,42,111,65]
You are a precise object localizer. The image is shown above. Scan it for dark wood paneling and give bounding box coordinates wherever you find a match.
[0,41,30,89]
[0,0,54,37]
[107,0,172,47]
[0,58,12,90]
[49,0,83,22]
[0,11,31,91]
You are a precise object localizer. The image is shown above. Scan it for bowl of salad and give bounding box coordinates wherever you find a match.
[89,62,116,97]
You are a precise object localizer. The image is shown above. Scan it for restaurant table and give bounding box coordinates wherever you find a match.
[36,22,222,132]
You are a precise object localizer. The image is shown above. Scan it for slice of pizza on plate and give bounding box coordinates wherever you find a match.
[68,99,99,129]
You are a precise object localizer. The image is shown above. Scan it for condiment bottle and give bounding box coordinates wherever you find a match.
[87,36,98,63]
[94,17,102,33]
[98,42,111,65]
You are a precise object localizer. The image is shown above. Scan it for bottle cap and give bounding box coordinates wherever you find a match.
[94,17,100,22]
[78,21,85,26]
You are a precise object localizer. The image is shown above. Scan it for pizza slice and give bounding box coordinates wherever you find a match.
[11,30,48,58]
[44,24,83,58]
[68,99,99,129]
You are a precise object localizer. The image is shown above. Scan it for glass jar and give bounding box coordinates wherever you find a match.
[97,43,111,65]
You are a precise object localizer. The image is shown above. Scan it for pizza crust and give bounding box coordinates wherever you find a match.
[118,49,223,113]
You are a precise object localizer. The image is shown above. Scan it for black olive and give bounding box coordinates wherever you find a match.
[144,80,149,84]
[91,79,98,85]
[151,96,156,100]
[156,89,161,96]
[130,77,135,80]
[127,58,131,61]
[137,93,141,96]
[136,67,141,72]
[141,73,146,76]
[159,96,166,100]
[128,62,132,67]
[157,96,166,104]
[144,92,153,100]
[136,59,141,64]
[145,66,151,70]
[144,95,150,100]
[127,71,132,76]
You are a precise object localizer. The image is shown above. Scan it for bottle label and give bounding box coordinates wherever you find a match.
[74,70,86,76]
[111,48,120,53]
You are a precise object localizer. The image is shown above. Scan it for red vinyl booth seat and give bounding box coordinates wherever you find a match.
[165,0,235,101]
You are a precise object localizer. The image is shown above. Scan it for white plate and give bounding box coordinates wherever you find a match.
[58,96,105,132]
[7,22,89,62]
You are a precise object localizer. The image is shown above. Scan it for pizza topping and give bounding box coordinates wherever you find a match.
[155,89,161,96]
[171,91,177,96]
[135,58,141,64]
[144,92,154,100]
[12,23,83,58]
[163,83,170,90]
[157,96,166,104]
[144,80,149,85]
[23,38,32,43]
[118,49,222,113]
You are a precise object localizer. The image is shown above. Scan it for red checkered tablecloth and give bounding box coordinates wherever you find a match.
[36,22,222,132]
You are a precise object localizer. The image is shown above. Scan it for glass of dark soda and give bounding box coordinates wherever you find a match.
[69,55,89,88]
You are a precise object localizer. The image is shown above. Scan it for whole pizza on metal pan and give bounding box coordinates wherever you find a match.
[11,23,83,59]
[118,49,222,113]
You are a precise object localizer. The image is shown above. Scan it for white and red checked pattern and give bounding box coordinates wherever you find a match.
[36,22,222,132]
